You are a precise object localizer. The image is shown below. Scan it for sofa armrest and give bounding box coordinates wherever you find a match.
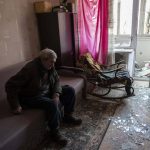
[57,66,84,77]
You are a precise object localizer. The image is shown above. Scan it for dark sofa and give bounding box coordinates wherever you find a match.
[0,61,84,150]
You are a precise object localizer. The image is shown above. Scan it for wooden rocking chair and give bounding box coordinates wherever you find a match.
[75,52,134,100]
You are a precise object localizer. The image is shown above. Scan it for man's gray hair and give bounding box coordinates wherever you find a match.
[39,48,57,60]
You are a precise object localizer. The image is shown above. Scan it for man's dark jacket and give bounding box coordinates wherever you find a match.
[5,57,62,109]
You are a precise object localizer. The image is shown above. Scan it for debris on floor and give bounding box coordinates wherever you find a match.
[99,86,150,150]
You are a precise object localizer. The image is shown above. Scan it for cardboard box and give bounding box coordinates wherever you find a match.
[34,1,52,13]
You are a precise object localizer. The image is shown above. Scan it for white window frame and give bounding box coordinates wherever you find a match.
[113,0,139,49]
[138,0,146,35]
[115,0,150,37]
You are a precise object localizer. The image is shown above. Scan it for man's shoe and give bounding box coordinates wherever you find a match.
[63,115,82,126]
[50,129,67,146]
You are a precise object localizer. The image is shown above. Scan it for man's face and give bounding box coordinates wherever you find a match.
[42,58,56,70]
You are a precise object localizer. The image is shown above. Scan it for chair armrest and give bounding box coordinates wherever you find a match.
[110,60,125,66]
[97,66,124,74]
[96,66,126,79]
[102,60,125,68]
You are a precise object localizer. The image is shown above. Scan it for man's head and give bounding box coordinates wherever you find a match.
[39,48,57,70]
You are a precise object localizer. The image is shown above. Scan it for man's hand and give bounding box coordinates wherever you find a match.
[52,93,60,106]
[13,106,22,115]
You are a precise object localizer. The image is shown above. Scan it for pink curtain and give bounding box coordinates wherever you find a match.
[78,0,108,64]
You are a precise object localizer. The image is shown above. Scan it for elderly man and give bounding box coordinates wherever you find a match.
[5,48,82,146]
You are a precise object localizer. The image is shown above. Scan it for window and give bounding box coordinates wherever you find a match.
[112,0,150,48]
[113,0,133,35]
[113,0,133,48]
[113,0,150,36]
[138,0,150,35]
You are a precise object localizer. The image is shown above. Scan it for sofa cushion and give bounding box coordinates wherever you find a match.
[60,76,84,94]
[0,108,45,150]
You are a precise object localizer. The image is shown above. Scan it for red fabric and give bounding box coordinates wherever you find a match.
[78,0,108,64]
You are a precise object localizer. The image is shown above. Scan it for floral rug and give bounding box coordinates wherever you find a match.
[37,95,118,150]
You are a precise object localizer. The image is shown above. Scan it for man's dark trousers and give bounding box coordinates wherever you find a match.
[20,85,75,129]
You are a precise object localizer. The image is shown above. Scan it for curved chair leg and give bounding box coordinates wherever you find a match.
[124,77,134,96]
[88,81,111,96]
[86,73,135,100]
[89,80,135,100]
[89,90,134,101]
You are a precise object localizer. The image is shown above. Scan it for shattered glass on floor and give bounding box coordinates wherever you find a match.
[108,88,150,150]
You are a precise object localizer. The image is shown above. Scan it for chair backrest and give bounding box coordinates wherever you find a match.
[77,52,101,75]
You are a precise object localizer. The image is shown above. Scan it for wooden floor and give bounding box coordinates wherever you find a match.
[99,79,150,150]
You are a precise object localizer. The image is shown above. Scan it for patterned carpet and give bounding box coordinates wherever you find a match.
[37,95,118,150]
